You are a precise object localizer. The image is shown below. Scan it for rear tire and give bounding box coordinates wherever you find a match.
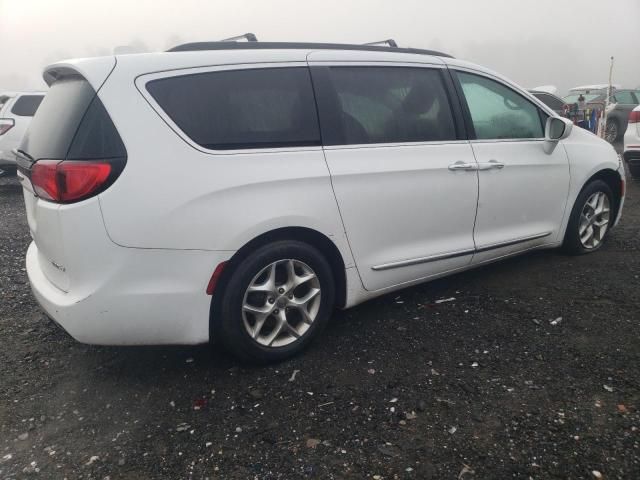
[563,180,614,255]
[218,240,335,363]
[604,120,619,143]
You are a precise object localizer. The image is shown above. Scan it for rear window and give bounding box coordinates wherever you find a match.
[532,93,564,110]
[146,67,321,150]
[613,91,637,104]
[20,76,125,160]
[11,95,44,116]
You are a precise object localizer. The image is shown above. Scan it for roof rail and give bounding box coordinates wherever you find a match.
[219,33,258,42]
[166,41,453,58]
[363,39,398,48]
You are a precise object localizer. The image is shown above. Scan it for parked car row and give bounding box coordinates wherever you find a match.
[14,40,625,362]
[562,84,640,142]
[528,84,640,145]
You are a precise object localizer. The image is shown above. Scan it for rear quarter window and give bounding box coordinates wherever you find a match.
[11,95,44,116]
[146,67,321,150]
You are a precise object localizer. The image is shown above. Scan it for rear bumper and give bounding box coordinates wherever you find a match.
[623,149,640,164]
[27,241,232,345]
[624,125,640,163]
[0,151,17,166]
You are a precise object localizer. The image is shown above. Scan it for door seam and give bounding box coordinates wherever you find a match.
[306,52,368,291]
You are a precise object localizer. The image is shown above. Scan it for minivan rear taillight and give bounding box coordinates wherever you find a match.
[0,119,14,135]
[629,110,640,124]
[31,159,116,203]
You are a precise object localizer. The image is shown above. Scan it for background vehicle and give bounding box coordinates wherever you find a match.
[623,105,640,178]
[528,89,567,116]
[0,91,45,174]
[563,85,640,142]
[17,41,625,363]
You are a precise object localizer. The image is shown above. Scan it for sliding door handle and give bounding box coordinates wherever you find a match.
[477,160,505,170]
[448,161,477,171]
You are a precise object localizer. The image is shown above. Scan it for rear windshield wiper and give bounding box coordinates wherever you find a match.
[13,149,36,176]
[13,148,34,161]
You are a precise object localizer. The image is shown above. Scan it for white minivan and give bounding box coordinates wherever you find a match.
[17,41,625,362]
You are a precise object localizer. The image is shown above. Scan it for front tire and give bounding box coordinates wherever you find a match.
[218,240,335,363]
[563,180,614,254]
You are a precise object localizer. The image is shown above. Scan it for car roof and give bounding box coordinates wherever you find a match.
[48,47,457,87]
[44,46,512,98]
[0,91,46,97]
[528,89,560,96]
[569,84,622,91]
[168,41,453,58]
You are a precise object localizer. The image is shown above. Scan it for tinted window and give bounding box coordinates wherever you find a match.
[147,68,320,150]
[458,73,544,139]
[11,95,44,116]
[324,67,456,145]
[67,95,126,159]
[533,93,564,110]
[0,95,9,112]
[614,91,636,104]
[20,76,125,160]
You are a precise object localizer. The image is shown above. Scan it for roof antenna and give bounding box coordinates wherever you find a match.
[220,33,258,42]
[363,39,398,48]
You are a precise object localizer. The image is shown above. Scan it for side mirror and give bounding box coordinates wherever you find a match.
[545,116,573,141]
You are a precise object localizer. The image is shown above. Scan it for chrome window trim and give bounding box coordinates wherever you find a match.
[323,139,471,151]
[470,138,546,144]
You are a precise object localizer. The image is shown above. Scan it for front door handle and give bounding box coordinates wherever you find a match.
[477,160,505,171]
[448,161,477,171]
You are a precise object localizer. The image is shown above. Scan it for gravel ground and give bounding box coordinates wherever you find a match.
[0,164,639,479]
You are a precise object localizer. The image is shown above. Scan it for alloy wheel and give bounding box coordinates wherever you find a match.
[242,259,321,347]
[579,191,610,249]
[604,121,618,143]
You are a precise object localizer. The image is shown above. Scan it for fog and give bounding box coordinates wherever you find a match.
[0,0,638,96]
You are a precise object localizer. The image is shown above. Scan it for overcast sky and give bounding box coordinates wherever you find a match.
[0,0,638,96]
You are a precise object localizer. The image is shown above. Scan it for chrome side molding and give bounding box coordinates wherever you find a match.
[371,232,552,271]
[372,248,476,271]
[475,231,552,253]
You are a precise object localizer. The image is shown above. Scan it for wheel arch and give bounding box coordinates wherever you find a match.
[208,227,348,342]
[584,168,623,220]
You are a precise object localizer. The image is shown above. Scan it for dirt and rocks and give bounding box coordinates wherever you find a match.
[0,168,638,479]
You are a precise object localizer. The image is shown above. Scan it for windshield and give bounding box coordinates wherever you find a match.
[563,93,605,104]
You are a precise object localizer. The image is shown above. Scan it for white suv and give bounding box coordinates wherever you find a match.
[17,41,625,362]
[0,91,45,174]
